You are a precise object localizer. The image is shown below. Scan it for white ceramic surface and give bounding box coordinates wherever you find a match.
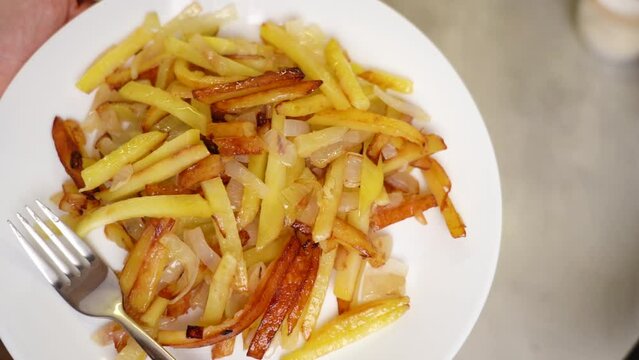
[0,0,501,359]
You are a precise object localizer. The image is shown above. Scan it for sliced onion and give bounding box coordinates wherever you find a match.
[242,220,258,248]
[385,172,419,194]
[263,129,298,166]
[343,130,372,145]
[235,154,249,164]
[381,143,398,160]
[387,192,404,209]
[282,182,313,211]
[119,218,146,241]
[160,233,199,303]
[374,86,430,122]
[361,258,408,302]
[297,192,319,225]
[184,227,221,273]
[225,292,249,319]
[247,262,266,294]
[159,260,185,290]
[344,153,363,188]
[309,142,345,168]
[226,178,244,211]
[109,165,134,192]
[284,119,310,136]
[338,190,359,213]
[159,281,210,330]
[224,159,269,198]
[233,109,260,124]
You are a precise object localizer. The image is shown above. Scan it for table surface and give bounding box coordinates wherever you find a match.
[2,0,639,359]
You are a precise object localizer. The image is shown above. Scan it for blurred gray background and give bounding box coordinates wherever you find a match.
[2,0,639,359]
[380,0,639,359]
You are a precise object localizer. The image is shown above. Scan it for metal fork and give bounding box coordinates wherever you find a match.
[7,200,176,360]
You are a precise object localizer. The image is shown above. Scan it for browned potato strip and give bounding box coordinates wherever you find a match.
[213,80,323,114]
[104,223,134,251]
[177,155,223,190]
[119,219,175,298]
[424,134,447,156]
[421,158,466,238]
[212,337,236,359]
[247,241,314,359]
[366,133,391,162]
[106,65,160,90]
[193,67,305,104]
[206,121,256,138]
[52,117,86,188]
[287,245,321,334]
[441,197,466,238]
[370,194,437,231]
[126,241,170,316]
[212,136,265,156]
[142,182,195,196]
[336,298,351,315]
[331,218,383,267]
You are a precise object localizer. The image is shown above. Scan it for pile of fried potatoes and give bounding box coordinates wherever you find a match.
[50,3,465,360]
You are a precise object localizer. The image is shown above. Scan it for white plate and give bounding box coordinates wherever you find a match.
[0,0,501,359]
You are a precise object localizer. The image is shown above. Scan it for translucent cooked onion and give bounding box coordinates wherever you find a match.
[343,130,372,145]
[160,233,199,303]
[282,182,313,211]
[338,190,359,213]
[109,164,134,191]
[263,129,297,166]
[226,178,244,211]
[344,153,363,188]
[387,192,404,209]
[233,109,260,124]
[120,218,146,240]
[235,154,249,164]
[95,134,118,156]
[224,159,269,198]
[242,220,258,248]
[159,281,209,330]
[373,86,430,122]
[184,227,221,273]
[381,143,398,160]
[385,171,419,194]
[297,192,319,225]
[361,258,408,302]
[159,260,185,290]
[284,119,310,136]
[309,142,345,168]
[247,262,267,294]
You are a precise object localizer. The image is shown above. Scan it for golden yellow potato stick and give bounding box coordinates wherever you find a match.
[76,195,211,237]
[313,154,347,242]
[284,296,410,360]
[260,22,350,110]
[119,81,208,132]
[325,39,370,110]
[308,109,425,145]
[201,178,249,291]
[132,129,202,172]
[98,144,210,202]
[256,112,287,249]
[76,12,160,93]
[80,131,167,191]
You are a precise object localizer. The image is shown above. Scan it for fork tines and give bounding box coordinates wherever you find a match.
[8,200,94,289]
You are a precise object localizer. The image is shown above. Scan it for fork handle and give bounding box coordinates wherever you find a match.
[112,303,176,360]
